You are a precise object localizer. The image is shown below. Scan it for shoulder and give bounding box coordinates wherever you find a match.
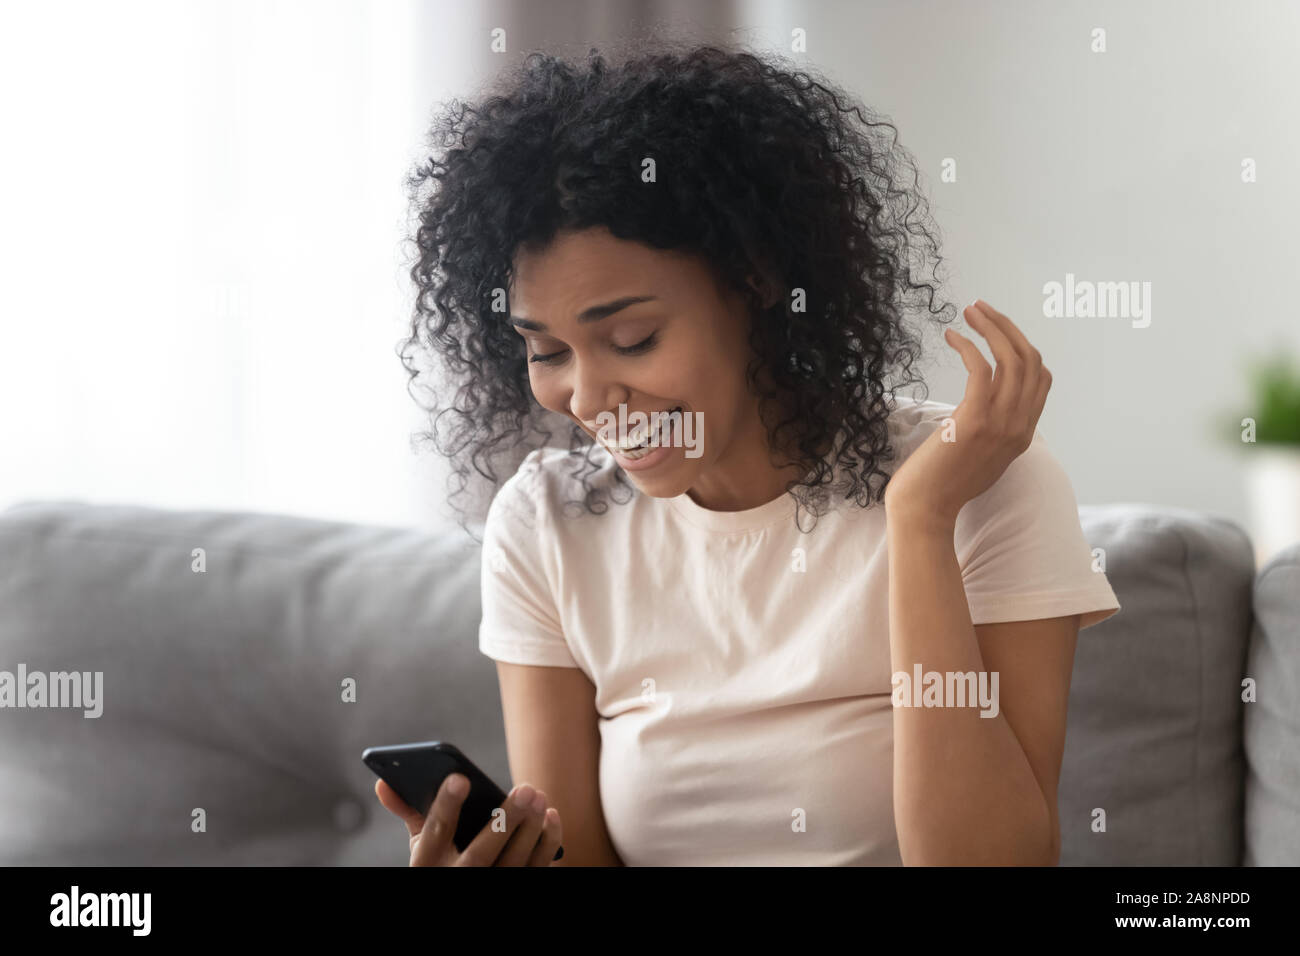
[488,446,625,532]
[954,420,1082,554]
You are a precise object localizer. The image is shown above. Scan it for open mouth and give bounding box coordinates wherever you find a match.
[603,406,682,460]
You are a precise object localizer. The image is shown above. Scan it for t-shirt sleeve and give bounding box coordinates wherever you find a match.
[478,456,581,668]
[953,430,1120,630]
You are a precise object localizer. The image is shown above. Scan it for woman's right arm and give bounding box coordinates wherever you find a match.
[494,660,625,866]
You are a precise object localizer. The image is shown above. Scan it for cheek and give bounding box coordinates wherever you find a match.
[672,333,746,400]
[527,373,568,415]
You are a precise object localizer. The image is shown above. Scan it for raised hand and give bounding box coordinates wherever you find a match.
[883,299,1052,528]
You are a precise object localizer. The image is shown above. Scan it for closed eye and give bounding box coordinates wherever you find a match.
[528,332,659,364]
[614,332,658,355]
[528,347,568,364]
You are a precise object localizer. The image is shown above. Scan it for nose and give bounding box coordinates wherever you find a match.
[568,354,628,429]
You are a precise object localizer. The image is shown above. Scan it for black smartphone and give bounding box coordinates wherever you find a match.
[362,740,562,861]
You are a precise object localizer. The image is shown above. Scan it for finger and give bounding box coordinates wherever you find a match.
[1031,365,1053,430]
[526,807,564,867]
[495,788,550,867]
[964,302,1023,410]
[944,327,993,411]
[972,299,1035,356]
[971,299,1045,404]
[411,773,468,867]
[456,784,534,867]
[375,778,425,840]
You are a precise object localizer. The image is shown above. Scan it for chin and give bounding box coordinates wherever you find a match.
[620,457,696,497]
[632,482,687,499]
[622,471,687,497]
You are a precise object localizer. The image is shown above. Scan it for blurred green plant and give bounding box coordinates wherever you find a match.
[1229,352,1300,446]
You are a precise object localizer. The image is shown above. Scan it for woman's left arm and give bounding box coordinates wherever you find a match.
[886,510,1078,865]
[883,299,1073,866]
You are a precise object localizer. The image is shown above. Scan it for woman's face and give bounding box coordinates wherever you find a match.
[508,226,770,503]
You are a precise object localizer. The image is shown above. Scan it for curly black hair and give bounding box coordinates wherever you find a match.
[398,38,959,536]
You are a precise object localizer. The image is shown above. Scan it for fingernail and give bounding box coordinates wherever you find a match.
[514,784,536,806]
[531,789,547,812]
[447,774,467,797]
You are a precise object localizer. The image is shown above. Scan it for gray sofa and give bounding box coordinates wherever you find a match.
[0,499,1296,865]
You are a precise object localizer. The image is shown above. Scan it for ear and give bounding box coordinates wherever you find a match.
[745,273,781,309]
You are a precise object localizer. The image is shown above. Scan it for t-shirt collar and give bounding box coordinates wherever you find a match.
[667,483,798,534]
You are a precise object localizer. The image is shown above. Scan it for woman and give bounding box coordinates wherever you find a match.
[376,41,1120,866]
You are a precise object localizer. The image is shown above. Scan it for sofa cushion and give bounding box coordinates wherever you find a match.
[1063,504,1254,865]
[0,500,496,865]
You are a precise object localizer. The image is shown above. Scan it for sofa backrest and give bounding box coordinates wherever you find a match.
[0,499,1291,865]
[0,500,495,865]
[1067,504,1254,865]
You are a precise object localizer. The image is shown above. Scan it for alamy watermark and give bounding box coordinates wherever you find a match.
[0,663,102,718]
[892,664,1000,718]
[50,886,150,935]
[1043,273,1151,328]
[590,403,704,458]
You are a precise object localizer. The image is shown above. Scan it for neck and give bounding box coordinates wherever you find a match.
[686,410,820,512]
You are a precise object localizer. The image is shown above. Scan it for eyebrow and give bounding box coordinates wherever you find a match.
[508,295,659,332]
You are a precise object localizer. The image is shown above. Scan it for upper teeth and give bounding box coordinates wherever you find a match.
[609,407,680,450]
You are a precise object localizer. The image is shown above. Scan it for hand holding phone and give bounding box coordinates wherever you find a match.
[365,741,564,866]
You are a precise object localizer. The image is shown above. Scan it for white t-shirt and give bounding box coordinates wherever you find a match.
[478,395,1121,865]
